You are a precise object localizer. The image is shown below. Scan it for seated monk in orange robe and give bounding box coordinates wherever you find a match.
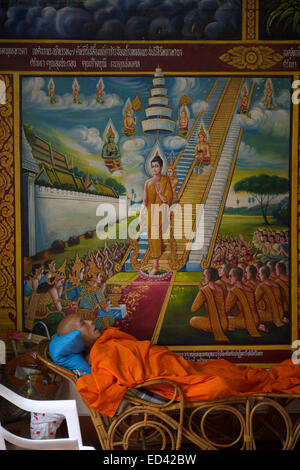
[225,268,267,336]
[190,267,229,343]
[54,314,300,418]
[275,262,289,315]
[255,265,287,326]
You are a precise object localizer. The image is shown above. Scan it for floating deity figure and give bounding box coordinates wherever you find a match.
[177,94,191,136]
[72,78,81,104]
[123,101,136,137]
[101,125,122,172]
[238,86,251,118]
[48,78,56,104]
[177,106,189,137]
[261,79,278,109]
[139,154,173,276]
[96,78,104,103]
[194,124,211,175]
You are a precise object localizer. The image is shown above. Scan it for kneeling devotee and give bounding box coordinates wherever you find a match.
[50,314,300,418]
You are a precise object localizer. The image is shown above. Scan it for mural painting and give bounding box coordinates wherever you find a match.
[21,70,292,359]
[0,0,298,366]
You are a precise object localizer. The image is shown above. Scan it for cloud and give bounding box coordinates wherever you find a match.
[122,151,145,171]
[118,136,148,201]
[121,137,146,152]
[123,172,147,202]
[1,0,241,40]
[169,77,198,98]
[67,125,103,153]
[89,158,110,173]
[163,135,186,150]
[275,90,291,109]
[22,76,123,111]
[22,77,49,106]
[191,99,208,116]
[238,104,290,137]
[120,137,147,172]
[236,141,260,168]
[236,141,287,169]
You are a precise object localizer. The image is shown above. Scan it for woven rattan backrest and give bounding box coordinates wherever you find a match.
[37,339,77,385]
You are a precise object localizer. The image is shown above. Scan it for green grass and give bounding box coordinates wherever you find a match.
[175,272,203,282]
[108,272,138,282]
[218,214,288,243]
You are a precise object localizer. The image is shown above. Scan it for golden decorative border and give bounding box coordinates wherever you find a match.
[0,74,17,342]
[243,0,257,41]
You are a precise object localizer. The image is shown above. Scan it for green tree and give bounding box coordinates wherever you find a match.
[234,174,289,225]
[264,0,300,36]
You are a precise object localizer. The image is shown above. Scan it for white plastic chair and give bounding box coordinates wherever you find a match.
[0,384,94,450]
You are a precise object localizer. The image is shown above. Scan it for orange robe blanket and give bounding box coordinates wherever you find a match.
[76,328,300,417]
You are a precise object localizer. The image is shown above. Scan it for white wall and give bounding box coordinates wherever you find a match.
[34,186,128,253]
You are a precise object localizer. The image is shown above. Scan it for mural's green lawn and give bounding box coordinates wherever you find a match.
[218,214,287,242]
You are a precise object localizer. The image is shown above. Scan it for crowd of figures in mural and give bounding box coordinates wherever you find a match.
[22,226,290,345]
[190,228,290,343]
[23,242,129,338]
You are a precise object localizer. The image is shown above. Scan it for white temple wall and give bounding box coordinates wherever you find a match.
[34,185,128,254]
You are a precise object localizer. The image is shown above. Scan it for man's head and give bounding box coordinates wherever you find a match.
[245,264,257,281]
[203,267,218,284]
[151,154,163,174]
[218,263,230,279]
[229,267,243,285]
[259,265,270,282]
[57,314,101,350]
[267,260,276,272]
[276,261,287,277]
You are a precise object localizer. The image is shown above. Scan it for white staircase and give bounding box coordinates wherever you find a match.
[186,95,244,271]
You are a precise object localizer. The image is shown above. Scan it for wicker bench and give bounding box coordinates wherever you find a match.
[37,339,300,450]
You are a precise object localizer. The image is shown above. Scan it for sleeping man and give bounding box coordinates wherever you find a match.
[49,314,300,418]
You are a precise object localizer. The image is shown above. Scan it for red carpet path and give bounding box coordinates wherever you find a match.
[116,276,170,340]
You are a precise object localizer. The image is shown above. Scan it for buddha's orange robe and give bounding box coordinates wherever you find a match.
[146,175,173,259]
[76,327,300,417]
